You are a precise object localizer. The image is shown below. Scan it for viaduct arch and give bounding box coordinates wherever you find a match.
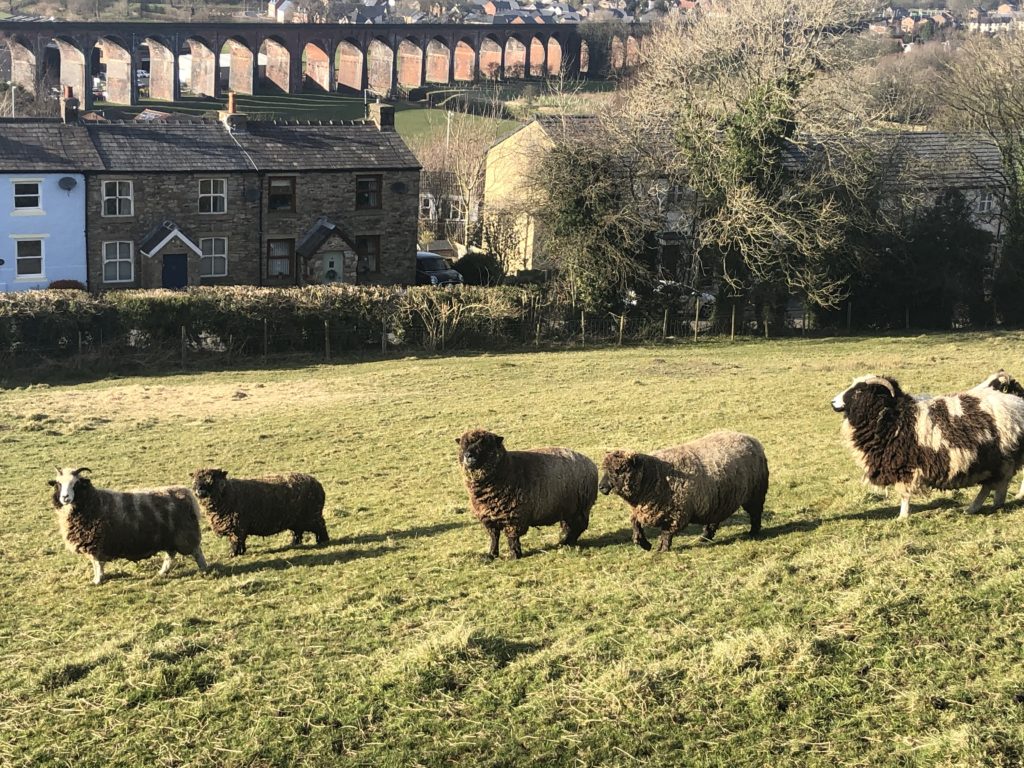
[0,20,646,109]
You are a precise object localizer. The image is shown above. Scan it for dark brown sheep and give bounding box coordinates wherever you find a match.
[456,429,598,559]
[191,469,329,555]
[599,431,769,552]
[49,467,207,585]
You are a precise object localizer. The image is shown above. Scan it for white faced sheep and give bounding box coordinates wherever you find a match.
[191,469,329,556]
[49,467,208,585]
[455,429,598,559]
[832,374,1024,519]
[599,431,769,552]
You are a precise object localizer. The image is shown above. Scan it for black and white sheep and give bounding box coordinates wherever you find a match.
[832,374,1024,518]
[598,431,769,552]
[49,467,208,585]
[455,429,598,559]
[191,469,329,555]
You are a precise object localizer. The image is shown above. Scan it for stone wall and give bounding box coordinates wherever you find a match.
[86,172,262,290]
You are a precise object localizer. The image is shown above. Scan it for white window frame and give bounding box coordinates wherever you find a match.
[200,237,228,277]
[11,178,43,215]
[976,191,995,215]
[102,180,134,217]
[419,193,437,220]
[11,235,46,279]
[446,195,467,224]
[102,240,134,283]
[198,178,227,215]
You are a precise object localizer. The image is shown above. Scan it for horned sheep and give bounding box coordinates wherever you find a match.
[598,431,769,552]
[191,469,329,555]
[455,429,598,559]
[832,374,1024,519]
[49,467,208,585]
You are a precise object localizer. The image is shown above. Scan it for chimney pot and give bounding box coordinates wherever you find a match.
[227,91,236,114]
[59,86,80,124]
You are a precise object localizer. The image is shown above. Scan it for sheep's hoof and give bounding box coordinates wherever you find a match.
[635,539,652,551]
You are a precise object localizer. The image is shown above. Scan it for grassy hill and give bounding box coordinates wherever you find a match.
[3,334,1024,766]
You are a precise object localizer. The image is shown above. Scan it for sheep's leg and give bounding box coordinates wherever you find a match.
[192,547,208,573]
[657,530,674,552]
[700,524,717,541]
[967,484,993,515]
[485,526,500,558]
[631,519,652,551]
[1017,475,1024,500]
[313,520,330,545]
[992,480,1010,510]
[91,557,105,585]
[504,526,523,560]
[744,482,766,535]
[897,494,911,520]
[559,517,584,546]
[159,552,175,576]
[230,535,246,556]
[290,530,303,547]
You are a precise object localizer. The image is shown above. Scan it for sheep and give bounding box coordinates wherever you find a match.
[598,431,769,552]
[49,467,207,585]
[191,469,329,555]
[832,374,1024,519]
[455,429,598,559]
[972,369,1024,399]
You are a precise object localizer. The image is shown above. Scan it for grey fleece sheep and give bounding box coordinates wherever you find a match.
[191,469,329,555]
[599,431,769,552]
[456,429,598,559]
[49,467,207,585]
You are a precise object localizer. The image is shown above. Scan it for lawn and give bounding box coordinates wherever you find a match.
[3,334,1024,766]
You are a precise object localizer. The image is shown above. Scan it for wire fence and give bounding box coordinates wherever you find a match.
[1,302,823,383]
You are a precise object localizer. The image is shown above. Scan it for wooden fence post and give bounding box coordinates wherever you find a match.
[263,318,269,361]
[730,303,736,342]
[535,321,541,346]
[662,308,669,340]
[324,319,331,360]
[618,314,625,345]
[693,299,701,343]
[180,326,187,369]
[580,311,586,347]
[381,319,387,353]
[77,331,83,369]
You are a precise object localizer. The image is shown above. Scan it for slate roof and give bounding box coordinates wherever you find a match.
[0,120,103,172]
[80,119,419,173]
[234,122,420,171]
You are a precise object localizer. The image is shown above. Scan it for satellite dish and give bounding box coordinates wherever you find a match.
[390,181,408,194]
[58,176,77,191]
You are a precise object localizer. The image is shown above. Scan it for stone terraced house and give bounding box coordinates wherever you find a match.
[0,99,420,291]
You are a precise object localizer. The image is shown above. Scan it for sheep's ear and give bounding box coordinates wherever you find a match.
[496,435,504,447]
[454,437,462,446]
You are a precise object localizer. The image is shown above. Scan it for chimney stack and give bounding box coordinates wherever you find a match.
[60,85,80,124]
[218,92,247,132]
[369,99,395,131]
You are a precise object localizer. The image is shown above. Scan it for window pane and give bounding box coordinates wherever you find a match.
[199,197,212,213]
[269,240,292,257]
[268,257,290,276]
[17,240,42,258]
[103,262,117,282]
[118,261,132,281]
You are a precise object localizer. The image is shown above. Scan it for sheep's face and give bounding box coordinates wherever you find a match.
[978,370,1024,399]
[192,468,229,500]
[49,467,92,506]
[455,430,505,474]
[832,375,901,422]
[599,451,645,501]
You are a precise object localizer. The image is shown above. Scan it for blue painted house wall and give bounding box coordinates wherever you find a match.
[0,173,87,291]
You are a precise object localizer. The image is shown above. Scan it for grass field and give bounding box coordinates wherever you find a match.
[3,334,1024,766]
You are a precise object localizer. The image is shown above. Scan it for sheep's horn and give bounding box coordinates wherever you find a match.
[861,375,896,399]
[72,467,92,475]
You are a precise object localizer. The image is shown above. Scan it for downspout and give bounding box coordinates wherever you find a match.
[221,104,261,286]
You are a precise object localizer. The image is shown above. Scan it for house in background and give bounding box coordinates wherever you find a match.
[83,101,418,290]
[0,117,101,291]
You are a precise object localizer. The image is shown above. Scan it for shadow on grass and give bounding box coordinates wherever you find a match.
[209,545,396,576]
[829,497,962,523]
[331,520,470,547]
[580,527,634,548]
[468,636,543,667]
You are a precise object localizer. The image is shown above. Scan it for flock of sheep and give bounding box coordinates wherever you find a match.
[49,369,1024,582]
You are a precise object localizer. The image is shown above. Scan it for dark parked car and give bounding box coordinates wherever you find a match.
[416,251,464,286]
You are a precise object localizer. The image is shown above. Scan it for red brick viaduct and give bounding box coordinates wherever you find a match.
[0,20,645,109]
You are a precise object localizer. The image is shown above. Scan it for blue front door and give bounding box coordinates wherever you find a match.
[162,254,188,289]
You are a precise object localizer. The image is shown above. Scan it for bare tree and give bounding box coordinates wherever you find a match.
[613,0,888,309]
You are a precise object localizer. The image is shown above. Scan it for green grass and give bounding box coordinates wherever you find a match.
[96,90,521,142]
[4,334,1024,766]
